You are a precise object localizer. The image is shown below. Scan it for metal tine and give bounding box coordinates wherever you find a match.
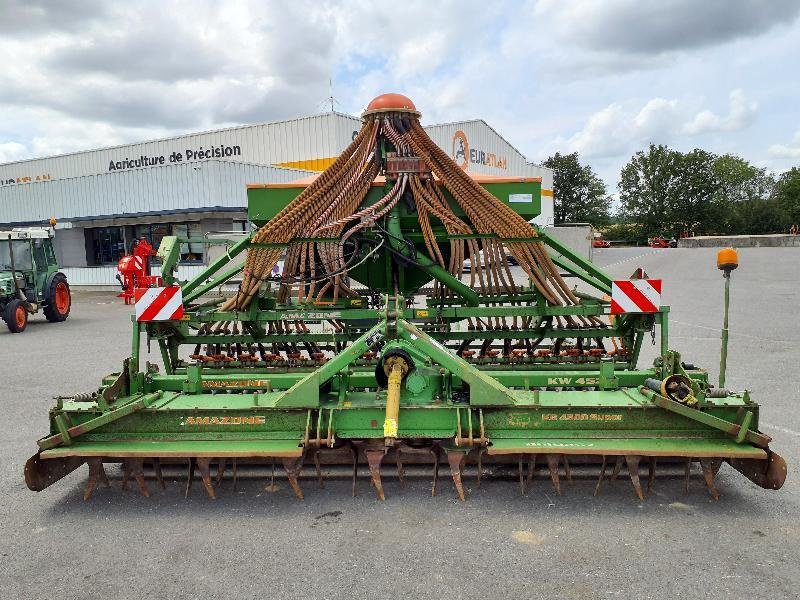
[476,448,484,490]
[196,458,216,499]
[446,450,466,501]
[563,455,572,483]
[122,459,150,498]
[351,444,358,497]
[647,458,657,494]
[84,458,110,501]
[396,449,407,488]
[282,456,305,500]
[185,458,196,498]
[610,456,624,481]
[432,446,440,497]
[625,455,645,500]
[593,455,608,497]
[699,458,723,501]
[517,456,525,496]
[684,458,692,495]
[365,449,386,501]
[152,458,166,490]
[215,458,227,487]
[526,454,537,489]
[546,454,561,495]
[232,459,238,491]
[314,450,325,488]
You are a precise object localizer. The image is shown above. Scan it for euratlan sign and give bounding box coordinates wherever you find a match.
[451,130,507,170]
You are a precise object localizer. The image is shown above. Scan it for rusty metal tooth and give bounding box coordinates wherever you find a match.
[625,455,645,500]
[152,458,165,490]
[446,450,467,501]
[546,454,561,495]
[84,458,110,501]
[563,455,572,483]
[432,446,440,497]
[122,459,150,498]
[610,456,624,481]
[517,456,525,496]
[396,450,407,488]
[684,458,692,495]
[647,458,657,494]
[196,458,216,499]
[476,448,485,490]
[350,444,358,497]
[282,456,305,500]
[232,458,238,491]
[365,449,386,501]
[699,458,723,500]
[185,458,196,498]
[314,450,325,488]
[593,455,608,497]
[526,454,537,490]
[215,459,227,487]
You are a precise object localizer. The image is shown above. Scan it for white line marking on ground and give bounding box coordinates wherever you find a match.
[600,250,661,269]
[670,319,794,344]
[761,422,800,438]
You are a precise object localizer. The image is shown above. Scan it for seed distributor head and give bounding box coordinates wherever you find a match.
[362,93,421,118]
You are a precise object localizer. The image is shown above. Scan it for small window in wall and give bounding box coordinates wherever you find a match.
[89,226,125,265]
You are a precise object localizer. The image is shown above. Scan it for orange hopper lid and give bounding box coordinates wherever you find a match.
[363,93,420,117]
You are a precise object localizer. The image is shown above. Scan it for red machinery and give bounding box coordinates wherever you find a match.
[648,236,677,248]
[116,238,161,304]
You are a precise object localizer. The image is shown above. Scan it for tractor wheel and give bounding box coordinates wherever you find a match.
[3,299,28,333]
[43,273,71,322]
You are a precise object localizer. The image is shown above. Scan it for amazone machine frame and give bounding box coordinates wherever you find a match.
[26,95,786,502]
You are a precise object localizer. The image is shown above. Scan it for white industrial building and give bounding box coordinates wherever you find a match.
[0,111,554,286]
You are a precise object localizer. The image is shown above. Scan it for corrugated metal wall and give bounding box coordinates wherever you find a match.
[62,264,208,287]
[0,160,313,224]
[0,112,360,183]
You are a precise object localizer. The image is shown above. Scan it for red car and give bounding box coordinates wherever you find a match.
[593,238,611,248]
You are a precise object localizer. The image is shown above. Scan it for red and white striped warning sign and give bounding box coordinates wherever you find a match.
[610,279,662,314]
[135,286,184,321]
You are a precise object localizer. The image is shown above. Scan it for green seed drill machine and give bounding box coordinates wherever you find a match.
[25,94,786,502]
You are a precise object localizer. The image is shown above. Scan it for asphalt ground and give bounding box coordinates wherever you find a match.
[1,247,798,600]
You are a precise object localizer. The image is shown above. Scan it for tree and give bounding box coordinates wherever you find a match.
[542,152,610,225]
[711,155,775,234]
[618,144,719,237]
[773,167,800,230]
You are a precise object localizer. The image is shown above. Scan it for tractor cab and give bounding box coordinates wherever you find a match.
[0,228,71,333]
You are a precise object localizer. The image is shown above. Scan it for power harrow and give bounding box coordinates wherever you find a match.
[25,94,787,502]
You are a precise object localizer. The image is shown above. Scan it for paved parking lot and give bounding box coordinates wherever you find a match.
[1,247,798,600]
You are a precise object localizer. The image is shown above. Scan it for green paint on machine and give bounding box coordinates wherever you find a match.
[24,94,787,503]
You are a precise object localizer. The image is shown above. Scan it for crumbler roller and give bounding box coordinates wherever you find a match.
[25,94,787,502]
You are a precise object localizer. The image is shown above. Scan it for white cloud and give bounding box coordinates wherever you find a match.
[768,131,800,159]
[0,142,28,163]
[557,91,758,159]
[682,89,757,135]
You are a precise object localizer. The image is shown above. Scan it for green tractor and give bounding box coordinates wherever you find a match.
[0,228,71,333]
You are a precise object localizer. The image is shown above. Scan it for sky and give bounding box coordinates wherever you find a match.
[1,0,799,192]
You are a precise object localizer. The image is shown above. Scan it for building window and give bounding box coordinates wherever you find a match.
[89,226,125,265]
[173,222,204,263]
[133,221,204,264]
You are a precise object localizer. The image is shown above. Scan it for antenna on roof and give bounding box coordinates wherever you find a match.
[320,78,340,113]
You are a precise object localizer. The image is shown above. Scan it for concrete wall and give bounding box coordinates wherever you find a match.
[679,234,800,248]
[543,225,593,262]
